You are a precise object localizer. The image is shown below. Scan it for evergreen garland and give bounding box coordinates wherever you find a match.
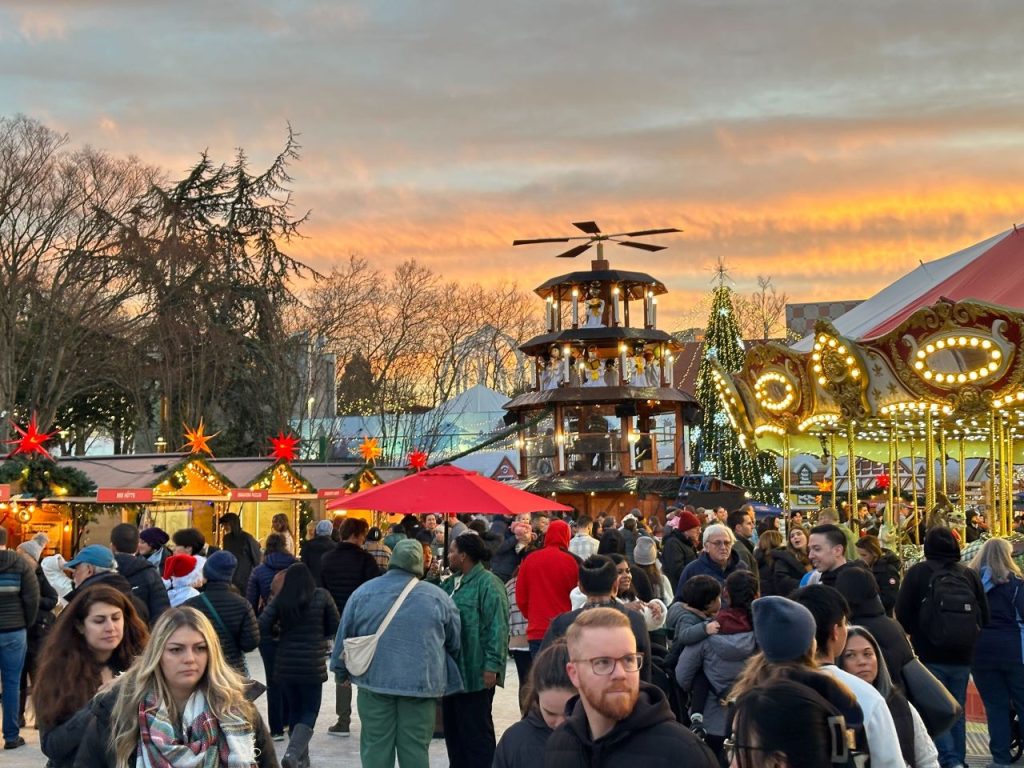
[0,456,96,501]
[691,284,781,501]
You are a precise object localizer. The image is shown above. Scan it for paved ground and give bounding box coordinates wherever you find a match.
[6,652,1002,766]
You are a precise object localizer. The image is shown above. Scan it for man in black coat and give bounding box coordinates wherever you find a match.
[218,513,262,595]
[320,516,382,736]
[300,520,336,586]
[110,524,169,625]
[661,510,701,588]
[544,607,717,767]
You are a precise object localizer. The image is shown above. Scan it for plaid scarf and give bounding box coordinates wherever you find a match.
[137,689,256,768]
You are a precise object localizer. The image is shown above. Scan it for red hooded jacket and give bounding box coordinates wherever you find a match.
[515,520,580,641]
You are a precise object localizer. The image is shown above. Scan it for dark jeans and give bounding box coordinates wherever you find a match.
[259,641,290,734]
[973,663,1024,764]
[924,661,970,767]
[510,649,533,712]
[282,681,323,731]
[442,687,496,768]
[0,629,26,743]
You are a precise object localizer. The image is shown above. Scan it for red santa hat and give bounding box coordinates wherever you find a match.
[163,554,197,580]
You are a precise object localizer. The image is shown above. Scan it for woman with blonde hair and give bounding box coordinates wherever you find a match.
[968,537,1024,767]
[75,607,278,768]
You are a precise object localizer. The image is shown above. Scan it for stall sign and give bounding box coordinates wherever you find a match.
[97,488,154,503]
[0,485,8,502]
[229,489,268,501]
[317,488,344,499]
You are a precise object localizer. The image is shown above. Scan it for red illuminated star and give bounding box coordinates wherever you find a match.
[6,414,58,460]
[408,449,428,471]
[181,419,219,456]
[269,431,300,462]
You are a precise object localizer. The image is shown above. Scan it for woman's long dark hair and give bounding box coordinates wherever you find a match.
[275,562,315,627]
[34,585,148,728]
[522,640,573,714]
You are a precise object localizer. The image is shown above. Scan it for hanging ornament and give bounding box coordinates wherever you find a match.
[269,431,300,462]
[816,479,833,493]
[358,437,382,463]
[876,472,891,490]
[408,449,428,471]
[6,414,58,460]
[181,419,218,456]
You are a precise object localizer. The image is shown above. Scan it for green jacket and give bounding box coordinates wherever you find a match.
[442,563,509,692]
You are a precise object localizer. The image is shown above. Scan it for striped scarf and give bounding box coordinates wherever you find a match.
[136,689,256,768]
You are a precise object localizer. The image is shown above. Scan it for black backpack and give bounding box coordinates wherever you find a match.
[919,562,981,648]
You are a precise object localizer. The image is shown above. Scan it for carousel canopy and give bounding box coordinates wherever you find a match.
[795,228,1024,350]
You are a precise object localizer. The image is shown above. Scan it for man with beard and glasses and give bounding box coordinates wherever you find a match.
[544,607,717,767]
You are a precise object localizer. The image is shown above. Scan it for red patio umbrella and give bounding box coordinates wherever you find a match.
[326,463,572,516]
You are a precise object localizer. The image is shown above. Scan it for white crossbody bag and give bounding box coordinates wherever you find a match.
[343,576,419,676]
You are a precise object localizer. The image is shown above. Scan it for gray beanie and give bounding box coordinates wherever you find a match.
[752,596,817,662]
[388,539,425,577]
[17,532,48,562]
[633,536,658,566]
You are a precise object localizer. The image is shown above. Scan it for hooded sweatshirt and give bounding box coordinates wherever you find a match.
[515,520,579,641]
[895,527,989,664]
[544,683,718,767]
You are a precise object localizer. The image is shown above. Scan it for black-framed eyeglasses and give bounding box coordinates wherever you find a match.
[571,653,643,675]
[722,738,773,764]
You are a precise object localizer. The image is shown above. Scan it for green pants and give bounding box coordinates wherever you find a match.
[356,688,436,768]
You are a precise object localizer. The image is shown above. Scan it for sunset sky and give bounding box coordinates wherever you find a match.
[2,0,1024,330]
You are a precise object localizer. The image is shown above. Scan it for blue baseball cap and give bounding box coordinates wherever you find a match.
[65,544,116,569]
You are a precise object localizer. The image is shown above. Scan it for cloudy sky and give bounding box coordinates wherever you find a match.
[2,0,1024,328]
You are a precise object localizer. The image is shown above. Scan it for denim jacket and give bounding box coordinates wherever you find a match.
[331,569,464,697]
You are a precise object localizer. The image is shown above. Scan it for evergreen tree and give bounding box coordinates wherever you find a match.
[691,280,780,501]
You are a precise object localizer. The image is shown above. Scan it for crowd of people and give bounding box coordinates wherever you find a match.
[0,501,1020,767]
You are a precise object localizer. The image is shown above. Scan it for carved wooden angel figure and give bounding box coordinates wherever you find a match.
[583,345,604,387]
[582,283,606,328]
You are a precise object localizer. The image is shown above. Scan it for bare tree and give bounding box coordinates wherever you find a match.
[733,275,789,342]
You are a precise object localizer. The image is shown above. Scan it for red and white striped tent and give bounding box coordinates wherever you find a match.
[796,227,1024,349]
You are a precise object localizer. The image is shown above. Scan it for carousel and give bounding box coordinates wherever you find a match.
[503,237,710,520]
[715,227,1024,542]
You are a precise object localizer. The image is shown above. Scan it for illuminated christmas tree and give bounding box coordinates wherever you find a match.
[691,271,780,501]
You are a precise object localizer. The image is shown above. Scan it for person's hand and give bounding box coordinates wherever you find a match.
[624,600,644,613]
[483,671,498,688]
[706,620,721,636]
[648,602,664,622]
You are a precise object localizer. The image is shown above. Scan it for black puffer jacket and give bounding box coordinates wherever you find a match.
[184,582,260,672]
[113,553,169,624]
[0,549,39,631]
[220,530,262,596]
[299,534,335,586]
[258,587,340,684]
[320,542,382,616]
[72,683,279,768]
[65,570,149,624]
[660,529,697,588]
[494,708,552,768]
[772,548,810,598]
[544,684,718,767]
[871,549,902,615]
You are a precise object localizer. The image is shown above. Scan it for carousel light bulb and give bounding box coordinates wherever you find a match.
[969,371,978,380]
[845,356,854,365]
[827,339,837,348]
[813,364,822,373]
[851,368,860,378]
[818,376,826,385]
[957,373,966,383]
[916,350,926,359]
[988,362,999,371]
[926,344,935,354]
[934,373,945,383]
[936,340,945,349]
[914,361,924,370]
[992,349,1002,360]
[958,336,967,346]
[982,340,992,349]
[924,370,933,379]
[818,335,827,344]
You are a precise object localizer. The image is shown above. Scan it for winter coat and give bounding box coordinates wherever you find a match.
[753,547,782,596]
[492,536,537,582]
[871,549,902,614]
[184,582,260,672]
[516,521,580,641]
[331,569,463,698]
[660,529,697,588]
[544,683,718,767]
[675,608,757,736]
[166,575,200,608]
[542,600,652,683]
[597,528,626,556]
[245,551,297,614]
[41,704,95,768]
[221,529,262,595]
[664,606,711,670]
[441,563,509,692]
[674,550,750,599]
[320,541,382,617]
[973,570,1024,668]
[895,528,989,664]
[29,562,58,642]
[0,549,39,631]
[113,552,170,624]
[733,535,759,576]
[299,534,335,586]
[494,709,553,768]
[72,683,279,768]
[772,547,809,598]
[259,587,339,684]
[65,570,148,624]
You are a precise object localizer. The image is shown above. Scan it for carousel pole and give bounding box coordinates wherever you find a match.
[959,432,967,531]
[939,422,948,499]
[887,417,897,530]
[783,432,791,514]
[829,431,838,511]
[847,421,858,515]
[988,411,999,534]
[908,422,919,545]
[925,408,936,521]
[1003,413,1013,535]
